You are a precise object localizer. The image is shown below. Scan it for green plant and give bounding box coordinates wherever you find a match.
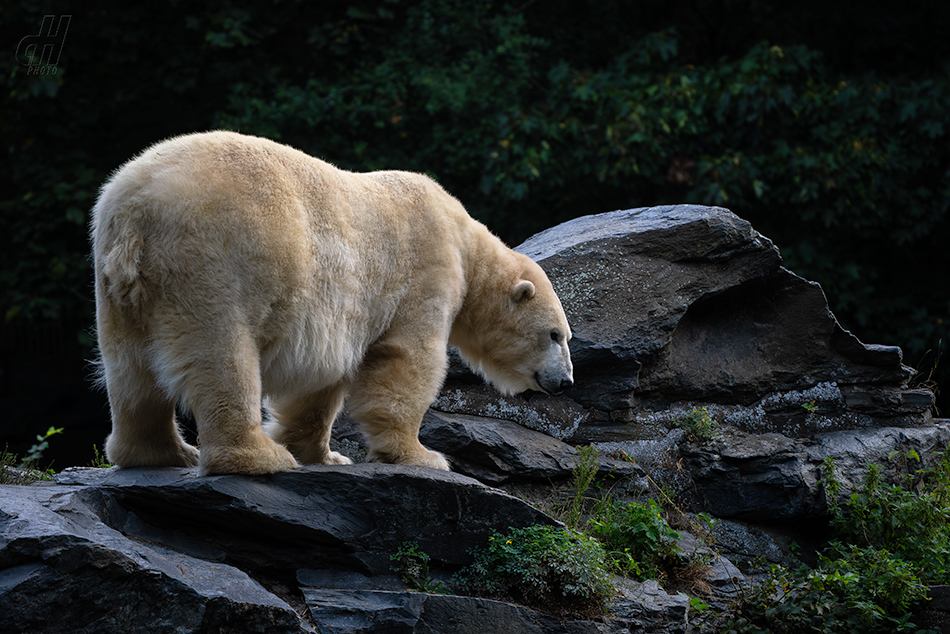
[829,456,950,584]
[725,547,928,634]
[19,426,63,469]
[586,498,681,579]
[677,407,718,441]
[820,456,842,510]
[727,449,950,633]
[90,445,113,469]
[564,445,600,528]
[454,525,614,616]
[802,400,818,413]
[389,541,449,594]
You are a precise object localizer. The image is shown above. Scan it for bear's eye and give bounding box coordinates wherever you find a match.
[550,329,562,344]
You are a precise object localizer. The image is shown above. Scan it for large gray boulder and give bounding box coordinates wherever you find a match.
[439,205,933,440]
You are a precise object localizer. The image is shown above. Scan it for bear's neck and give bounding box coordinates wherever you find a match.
[448,222,518,366]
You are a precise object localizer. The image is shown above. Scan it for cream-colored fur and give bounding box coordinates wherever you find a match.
[92,131,573,476]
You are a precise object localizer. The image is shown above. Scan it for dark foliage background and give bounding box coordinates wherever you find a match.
[1,0,947,468]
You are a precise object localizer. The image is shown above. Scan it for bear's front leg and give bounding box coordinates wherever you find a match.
[347,335,450,471]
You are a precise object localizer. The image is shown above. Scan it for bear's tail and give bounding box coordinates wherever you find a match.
[93,205,149,320]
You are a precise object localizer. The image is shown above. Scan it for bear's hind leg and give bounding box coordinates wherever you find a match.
[99,336,199,469]
[266,384,353,465]
[348,336,450,471]
[177,328,298,476]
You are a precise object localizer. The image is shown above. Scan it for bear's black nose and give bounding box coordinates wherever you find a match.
[559,378,574,391]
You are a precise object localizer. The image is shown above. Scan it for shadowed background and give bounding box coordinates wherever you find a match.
[1,0,947,469]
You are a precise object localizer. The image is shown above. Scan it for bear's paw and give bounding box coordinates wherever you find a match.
[198,436,299,476]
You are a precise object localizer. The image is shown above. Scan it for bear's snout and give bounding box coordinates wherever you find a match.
[536,372,574,395]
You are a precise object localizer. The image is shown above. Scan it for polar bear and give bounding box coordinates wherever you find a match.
[92,131,573,476]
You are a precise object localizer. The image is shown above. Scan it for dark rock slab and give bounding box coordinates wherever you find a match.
[636,269,912,403]
[0,465,564,634]
[52,464,554,574]
[300,588,630,634]
[296,568,692,633]
[609,579,689,634]
[704,517,797,570]
[419,410,642,485]
[421,410,577,484]
[0,484,307,634]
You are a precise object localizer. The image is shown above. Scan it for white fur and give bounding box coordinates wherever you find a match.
[92,131,572,476]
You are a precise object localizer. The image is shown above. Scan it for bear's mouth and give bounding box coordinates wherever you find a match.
[534,372,562,396]
[533,373,550,395]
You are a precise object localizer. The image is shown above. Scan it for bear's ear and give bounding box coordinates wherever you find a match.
[511,280,536,303]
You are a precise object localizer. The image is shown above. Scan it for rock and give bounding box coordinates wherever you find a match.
[609,578,690,634]
[419,410,642,485]
[634,270,910,405]
[419,410,577,483]
[804,423,950,497]
[516,205,908,409]
[301,587,636,634]
[296,562,692,634]
[0,483,308,634]
[516,205,784,409]
[332,409,642,486]
[675,532,745,587]
[680,421,950,520]
[51,464,554,573]
[435,205,922,435]
[0,465,560,633]
[703,518,796,570]
[0,466,688,634]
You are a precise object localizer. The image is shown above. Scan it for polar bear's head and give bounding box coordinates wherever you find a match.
[452,256,574,397]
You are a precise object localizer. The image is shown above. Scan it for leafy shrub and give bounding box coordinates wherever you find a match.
[725,547,928,634]
[827,451,950,585]
[454,525,614,616]
[726,448,950,633]
[586,498,681,579]
[389,541,449,594]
